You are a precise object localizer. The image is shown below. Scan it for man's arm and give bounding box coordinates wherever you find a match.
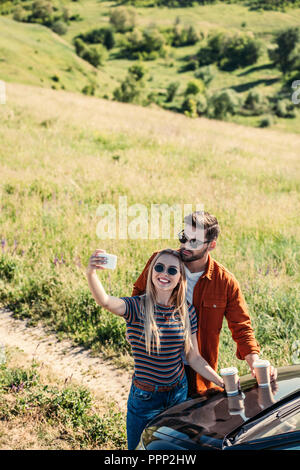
[225,277,277,382]
[225,276,260,359]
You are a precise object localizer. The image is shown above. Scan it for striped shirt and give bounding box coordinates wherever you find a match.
[121,295,198,386]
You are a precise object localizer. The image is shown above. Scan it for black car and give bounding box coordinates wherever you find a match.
[136,364,300,450]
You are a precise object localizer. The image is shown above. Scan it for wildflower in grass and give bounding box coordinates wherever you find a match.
[1,238,6,252]
[11,382,24,393]
[53,256,59,266]
[12,239,18,255]
[265,266,270,275]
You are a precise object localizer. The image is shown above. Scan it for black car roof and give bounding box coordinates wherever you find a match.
[144,365,300,449]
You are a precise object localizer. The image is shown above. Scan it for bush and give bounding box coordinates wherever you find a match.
[143,27,165,54]
[249,0,300,11]
[171,24,200,47]
[268,27,300,74]
[197,30,261,70]
[75,28,115,50]
[165,81,180,102]
[196,94,208,115]
[197,30,224,67]
[109,7,136,33]
[82,83,96,96]
[274,99,296,118]
[128,64,145,81]
[13,6,28,22]
[183,59,198,72]
[207,89,240,119]
[51,20,68,35]
[220,31,261,69]
[184,79,205,96]
[0,255,19,282]
[181,97,197,118]
[244,89,268,115]
[29,0,54,26]
[259,115,274,127]
[120,27,166,60]
[113,64,146,104]
[73,38,106,67]
[194,65,215,86]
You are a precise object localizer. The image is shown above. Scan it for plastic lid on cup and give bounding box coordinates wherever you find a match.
[253,360,270,368]
[220,367,238,375]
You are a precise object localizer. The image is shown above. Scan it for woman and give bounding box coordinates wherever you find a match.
[86,248,224,449]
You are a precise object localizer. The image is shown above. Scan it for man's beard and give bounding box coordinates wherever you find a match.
[179,247,208,263]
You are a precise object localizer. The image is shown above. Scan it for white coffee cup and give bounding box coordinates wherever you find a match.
[253,359,270,387]
[96,253,117,270]
[220,367,239,396]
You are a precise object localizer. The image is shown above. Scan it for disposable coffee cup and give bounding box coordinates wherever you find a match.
[220,367,239,396]
[228,394,245,415]
[258,386,276,410]
[96,253,117,270]
[253,360,270,388]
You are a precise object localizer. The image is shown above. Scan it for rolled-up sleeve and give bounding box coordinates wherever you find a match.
[225,277,260,359]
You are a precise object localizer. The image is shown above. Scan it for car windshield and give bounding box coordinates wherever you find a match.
[229,394,300,445]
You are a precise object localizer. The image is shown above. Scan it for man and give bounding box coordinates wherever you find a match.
[132,211,277,396]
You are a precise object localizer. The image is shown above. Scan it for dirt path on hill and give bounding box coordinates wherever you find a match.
[0,308,131,412]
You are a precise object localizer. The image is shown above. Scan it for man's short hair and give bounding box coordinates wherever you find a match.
[184,211,220,241]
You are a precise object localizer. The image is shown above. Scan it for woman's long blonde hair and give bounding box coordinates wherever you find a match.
[139,249,193,356]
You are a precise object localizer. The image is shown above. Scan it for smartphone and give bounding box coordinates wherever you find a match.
[96,253,117,270]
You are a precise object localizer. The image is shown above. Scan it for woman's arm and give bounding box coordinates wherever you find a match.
[186,334,224,388]
[86,249,126,317]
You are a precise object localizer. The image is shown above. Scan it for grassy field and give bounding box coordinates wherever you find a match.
[0,346,126,449]
[0,16,105,93]
[0,82,299,378]
[1,2,300,132]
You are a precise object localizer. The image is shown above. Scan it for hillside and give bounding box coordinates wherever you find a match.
[1,1,300,132]
[0,82,299,374]
[0,16,110,93]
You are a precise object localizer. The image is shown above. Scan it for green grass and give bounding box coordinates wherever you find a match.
[1,2,300,132]
[0,348,126,449]
[0,82,299,376]
[0,16,108,93]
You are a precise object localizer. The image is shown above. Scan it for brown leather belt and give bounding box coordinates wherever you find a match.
[133,372,184,392]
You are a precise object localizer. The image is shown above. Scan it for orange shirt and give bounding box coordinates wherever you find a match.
[132,251,260,395]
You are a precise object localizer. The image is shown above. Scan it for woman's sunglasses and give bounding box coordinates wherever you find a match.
[154,263,179,276]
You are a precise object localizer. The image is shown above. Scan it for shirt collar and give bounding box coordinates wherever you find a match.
[203,253,213,280]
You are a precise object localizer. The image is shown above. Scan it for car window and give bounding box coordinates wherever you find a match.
[231,396,300,445]
[253,410,300,439]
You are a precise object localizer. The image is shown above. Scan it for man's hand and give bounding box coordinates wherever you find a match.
[245,353,278,382]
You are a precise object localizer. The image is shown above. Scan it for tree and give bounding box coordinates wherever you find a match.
[184,79,205,96]
[194,65,215,86]
[207,89,240,119]
[113,64,146,103]
[73,38,106,67]
[221,32,261,69]
[268,27,300,74]
[166,81,180,102]
[197,30,261,70]
[51,20,68,35]
[109,7,136,33]
[29,0,54,25]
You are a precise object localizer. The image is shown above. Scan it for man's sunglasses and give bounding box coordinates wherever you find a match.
[178,230,211,249]
[154,263,179,276]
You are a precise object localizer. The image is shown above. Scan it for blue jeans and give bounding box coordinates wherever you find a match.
[126,374,188,450]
